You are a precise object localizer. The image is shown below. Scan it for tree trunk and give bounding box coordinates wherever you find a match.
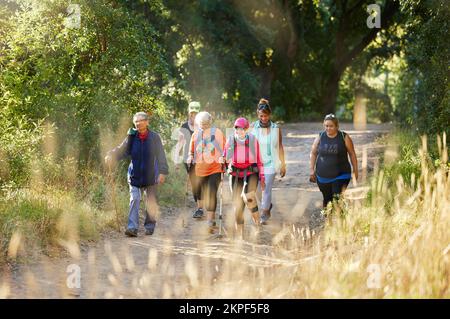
[259,68,274,99]
[353,88,367,130]
[258,0,297,101]
[320,0,399,115]
[322,70,341,115]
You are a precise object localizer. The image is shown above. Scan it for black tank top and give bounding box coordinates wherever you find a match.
[181,121,194,162]
[181,121,194,135]
[315,131,351,179]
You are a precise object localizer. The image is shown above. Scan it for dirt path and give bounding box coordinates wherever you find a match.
[1,122,392,298]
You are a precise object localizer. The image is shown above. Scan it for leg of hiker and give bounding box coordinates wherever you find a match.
[260,172,275,223]
[191,174,205,218]
[231,175,245,238]
[186,164,204,216]
[245,173,260,225]
[143,185,159,235]
[204,173,221,233]
[126,185,141,236]
[317,181,333,208]
[331,179,350,202]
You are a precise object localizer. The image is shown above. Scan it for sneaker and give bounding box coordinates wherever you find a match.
[192,208,204,219]
[125,228,138,237]
[260,214,268,225]
[145,229,154,235]
[260,210,271,225]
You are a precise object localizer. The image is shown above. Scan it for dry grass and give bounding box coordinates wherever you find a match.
[177,133,449,298]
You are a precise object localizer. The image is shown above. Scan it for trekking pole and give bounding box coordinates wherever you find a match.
[217,170,224,237]
[216,164,228,238]
[182,168,189,228]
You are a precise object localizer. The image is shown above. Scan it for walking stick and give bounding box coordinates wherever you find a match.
[182,168,189,228]
[212,164,227,239]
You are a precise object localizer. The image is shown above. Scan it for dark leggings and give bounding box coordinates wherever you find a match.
[230,173,259,225]
[192,173,221,212]
[317,179,350,208]
[184,164,200,202]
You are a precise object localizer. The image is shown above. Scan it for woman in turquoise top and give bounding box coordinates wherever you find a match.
[251,98,286,224]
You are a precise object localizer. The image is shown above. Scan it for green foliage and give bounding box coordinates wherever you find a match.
[0,196,59,262]
[157,162,187,207]
[381,131,422,186]
[372,130,448,193]
[395,0,450,135]
[0,0,172,177]
[0,108,44,188]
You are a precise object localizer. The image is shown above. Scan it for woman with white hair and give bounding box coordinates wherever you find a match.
[187,111,226,234]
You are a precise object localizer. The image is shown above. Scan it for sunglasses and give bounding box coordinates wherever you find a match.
[234,127,245,131]
[258,103,271,111]
[324,114,336,120]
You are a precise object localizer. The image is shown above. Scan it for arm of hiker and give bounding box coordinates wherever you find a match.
[309,136,320,183]
[256,139,266,191]
[222,135,232,164]
[155,133,169,184]
[345,134,358,180]
[105,136,130,166]
[278,127,286,177]
[223,135,234,175]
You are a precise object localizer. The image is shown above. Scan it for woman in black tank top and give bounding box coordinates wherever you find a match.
[309,114,358,208]
[175,101,204,218]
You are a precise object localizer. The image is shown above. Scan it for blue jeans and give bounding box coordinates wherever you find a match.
[259,173,275,210]
[128,185,159,231]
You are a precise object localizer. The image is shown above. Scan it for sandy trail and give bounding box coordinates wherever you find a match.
[1,122,391,298]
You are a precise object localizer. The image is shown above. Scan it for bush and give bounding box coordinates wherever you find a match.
[157,162,188,207]
[0,112,44,189]
[380,130,422,187]
[0,186,120,265]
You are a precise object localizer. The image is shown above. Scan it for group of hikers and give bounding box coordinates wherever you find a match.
[105,99,358,237]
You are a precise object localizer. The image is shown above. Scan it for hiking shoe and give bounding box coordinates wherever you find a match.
[260,210,271,224]
[192,208,204,219]
[125,228,138,237]
[145,229,154,236]
[260,213,268,224]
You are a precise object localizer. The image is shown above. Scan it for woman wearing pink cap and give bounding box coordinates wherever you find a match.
[223,117,265,237]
